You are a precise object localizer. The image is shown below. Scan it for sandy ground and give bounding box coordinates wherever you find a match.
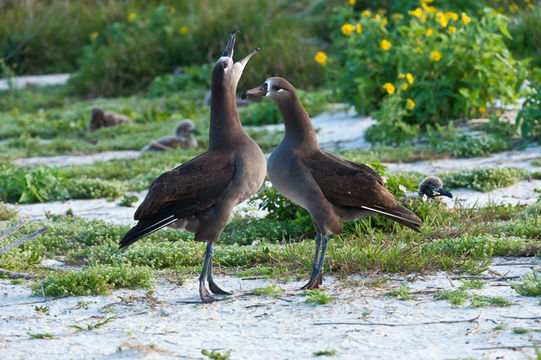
[13,151,141,167]
[0,73,70,91]
[0,257,539,360]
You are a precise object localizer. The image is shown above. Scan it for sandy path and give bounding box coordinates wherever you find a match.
[0,73,70,91]
[0,257,539,360]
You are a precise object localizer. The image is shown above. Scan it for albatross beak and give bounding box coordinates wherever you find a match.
[238,47,260,66]
[241,83,268,99]
[222,30,239,58]
[436,188,453,198]
[191,129,201,135]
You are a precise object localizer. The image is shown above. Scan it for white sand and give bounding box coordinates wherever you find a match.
[0,257,539,359]
[0,73,70,91]
[13,151,141,167]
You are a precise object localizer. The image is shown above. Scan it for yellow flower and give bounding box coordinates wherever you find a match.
[397,73,406,79]
[430,50,442,61]
[462,12,471,24]
[392,13,404,21]
[375,14,381,21]
[528,3,534,9]
[90,32,99,40]
[380,39,391,50]
[426,28,433,36]
[127,12,136,21]
[402,83,409,90]
[498,7,504,13]
[406,73,413,84]
[446,11,459,21]
[341,23,356,36]
[314,51,327,66]
[383,82,395,94]
[406,98,415,110]
[422,3,436,13]
[449,26,457,33]
[509,3,519,13]
[479,106,487,113]
[349,0,356,5]
[380,18,388,27]
[356,24,362,33]
[408,8,423,18]
[362,10,371,17]
[421,14,427,23]
[180,26,188,34]
[415,47,424,54]
[436,12,449,27]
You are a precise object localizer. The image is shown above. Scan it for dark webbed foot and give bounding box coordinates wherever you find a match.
[198,242,231,302]
[300,272,322,290]
[199,280,217,303]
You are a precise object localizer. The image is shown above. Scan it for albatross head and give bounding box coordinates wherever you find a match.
[212,31,259,90]
[241,77,297,103]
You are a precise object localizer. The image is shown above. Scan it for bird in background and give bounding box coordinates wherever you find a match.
[141,119,200,152]
[88,106,133,132]
[119,31,266,303]
[243,76,423,290]
[418,176,453,200]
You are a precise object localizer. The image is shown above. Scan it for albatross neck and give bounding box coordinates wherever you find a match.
[276,95,318,149]
[209,85,244,150]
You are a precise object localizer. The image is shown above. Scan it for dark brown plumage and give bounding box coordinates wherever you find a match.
[88,107,133,132]
[120,31,266,303]
[243,77,423,289]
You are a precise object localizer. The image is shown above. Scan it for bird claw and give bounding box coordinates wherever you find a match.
[208,279,232,295]
[300,272,323,290]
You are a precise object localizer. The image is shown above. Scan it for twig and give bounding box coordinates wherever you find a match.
[0,220,27,243]
[0,295,71,308]
[0,268,42,279]
[451,276,521,281]
[314,315,480,327]
[445,274,455,287]
[0,226,49,255]
[487,268,504,277]
[474,345,537,351]
[501,315,541,320]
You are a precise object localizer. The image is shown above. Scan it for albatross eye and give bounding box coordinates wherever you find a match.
[271,85,281,91]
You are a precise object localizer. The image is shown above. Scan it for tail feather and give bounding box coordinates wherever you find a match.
[119,204,199,249]
[361,204,423,232]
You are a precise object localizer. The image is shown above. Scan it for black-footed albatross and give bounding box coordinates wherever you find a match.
[120,31,266,303]
[243,77,424,290]
[141,120,200,152]
[418,176,453,200]
[88,107,133,132]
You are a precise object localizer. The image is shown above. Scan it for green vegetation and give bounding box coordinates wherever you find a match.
[304,289,334,305]
[118,194,139,207]
[0,202,18,221]
[251,285,285,298]
[33,265,154,296]
[516,82,541,140]
[313,350,338,357]
[513,328,529,334]
[385,283,417,300]
[27,333,55,340]
[511,271,541,297]
[435,279,512,307]
[201,349,231,360]
[327,3,530,144]
[441,167,531,192]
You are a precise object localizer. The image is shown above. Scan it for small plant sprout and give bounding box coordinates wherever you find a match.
[493,322,508,331]
[34,305,48,313]
[118,194,139,207]
[201,349,231,360]
[251,285,284,298]
[313,349,338,356]
[28,333,54,339]
[303,289,334,305]
[385,283,417,300]
[511,270,541,296]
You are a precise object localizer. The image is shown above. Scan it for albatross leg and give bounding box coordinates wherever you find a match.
[199,242,217,303]
[300,235,328,290]
[207,251,231,295]
[300,233,321,290]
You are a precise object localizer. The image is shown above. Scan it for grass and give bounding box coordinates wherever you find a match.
[511,271,541,297]
[304,289,334,305]
[385,283,417,300]
[251,285,285,298]
[440,167,533,192]
[435,279,512,307]
[313,350,338,357]
[27,333,55,340]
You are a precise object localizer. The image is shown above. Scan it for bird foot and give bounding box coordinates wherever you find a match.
[208,279,232,295]
[300,272,323,290]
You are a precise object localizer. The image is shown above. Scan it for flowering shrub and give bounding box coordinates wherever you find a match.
[323,1,530,144]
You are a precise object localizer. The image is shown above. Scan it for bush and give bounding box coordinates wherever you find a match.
[0,165,69,203]
[148,64,213,96]
[67,2,323,96]
[66,178,126,200]
[516,82,541,140]
[325,3,530,144]
[441,167,530,192]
